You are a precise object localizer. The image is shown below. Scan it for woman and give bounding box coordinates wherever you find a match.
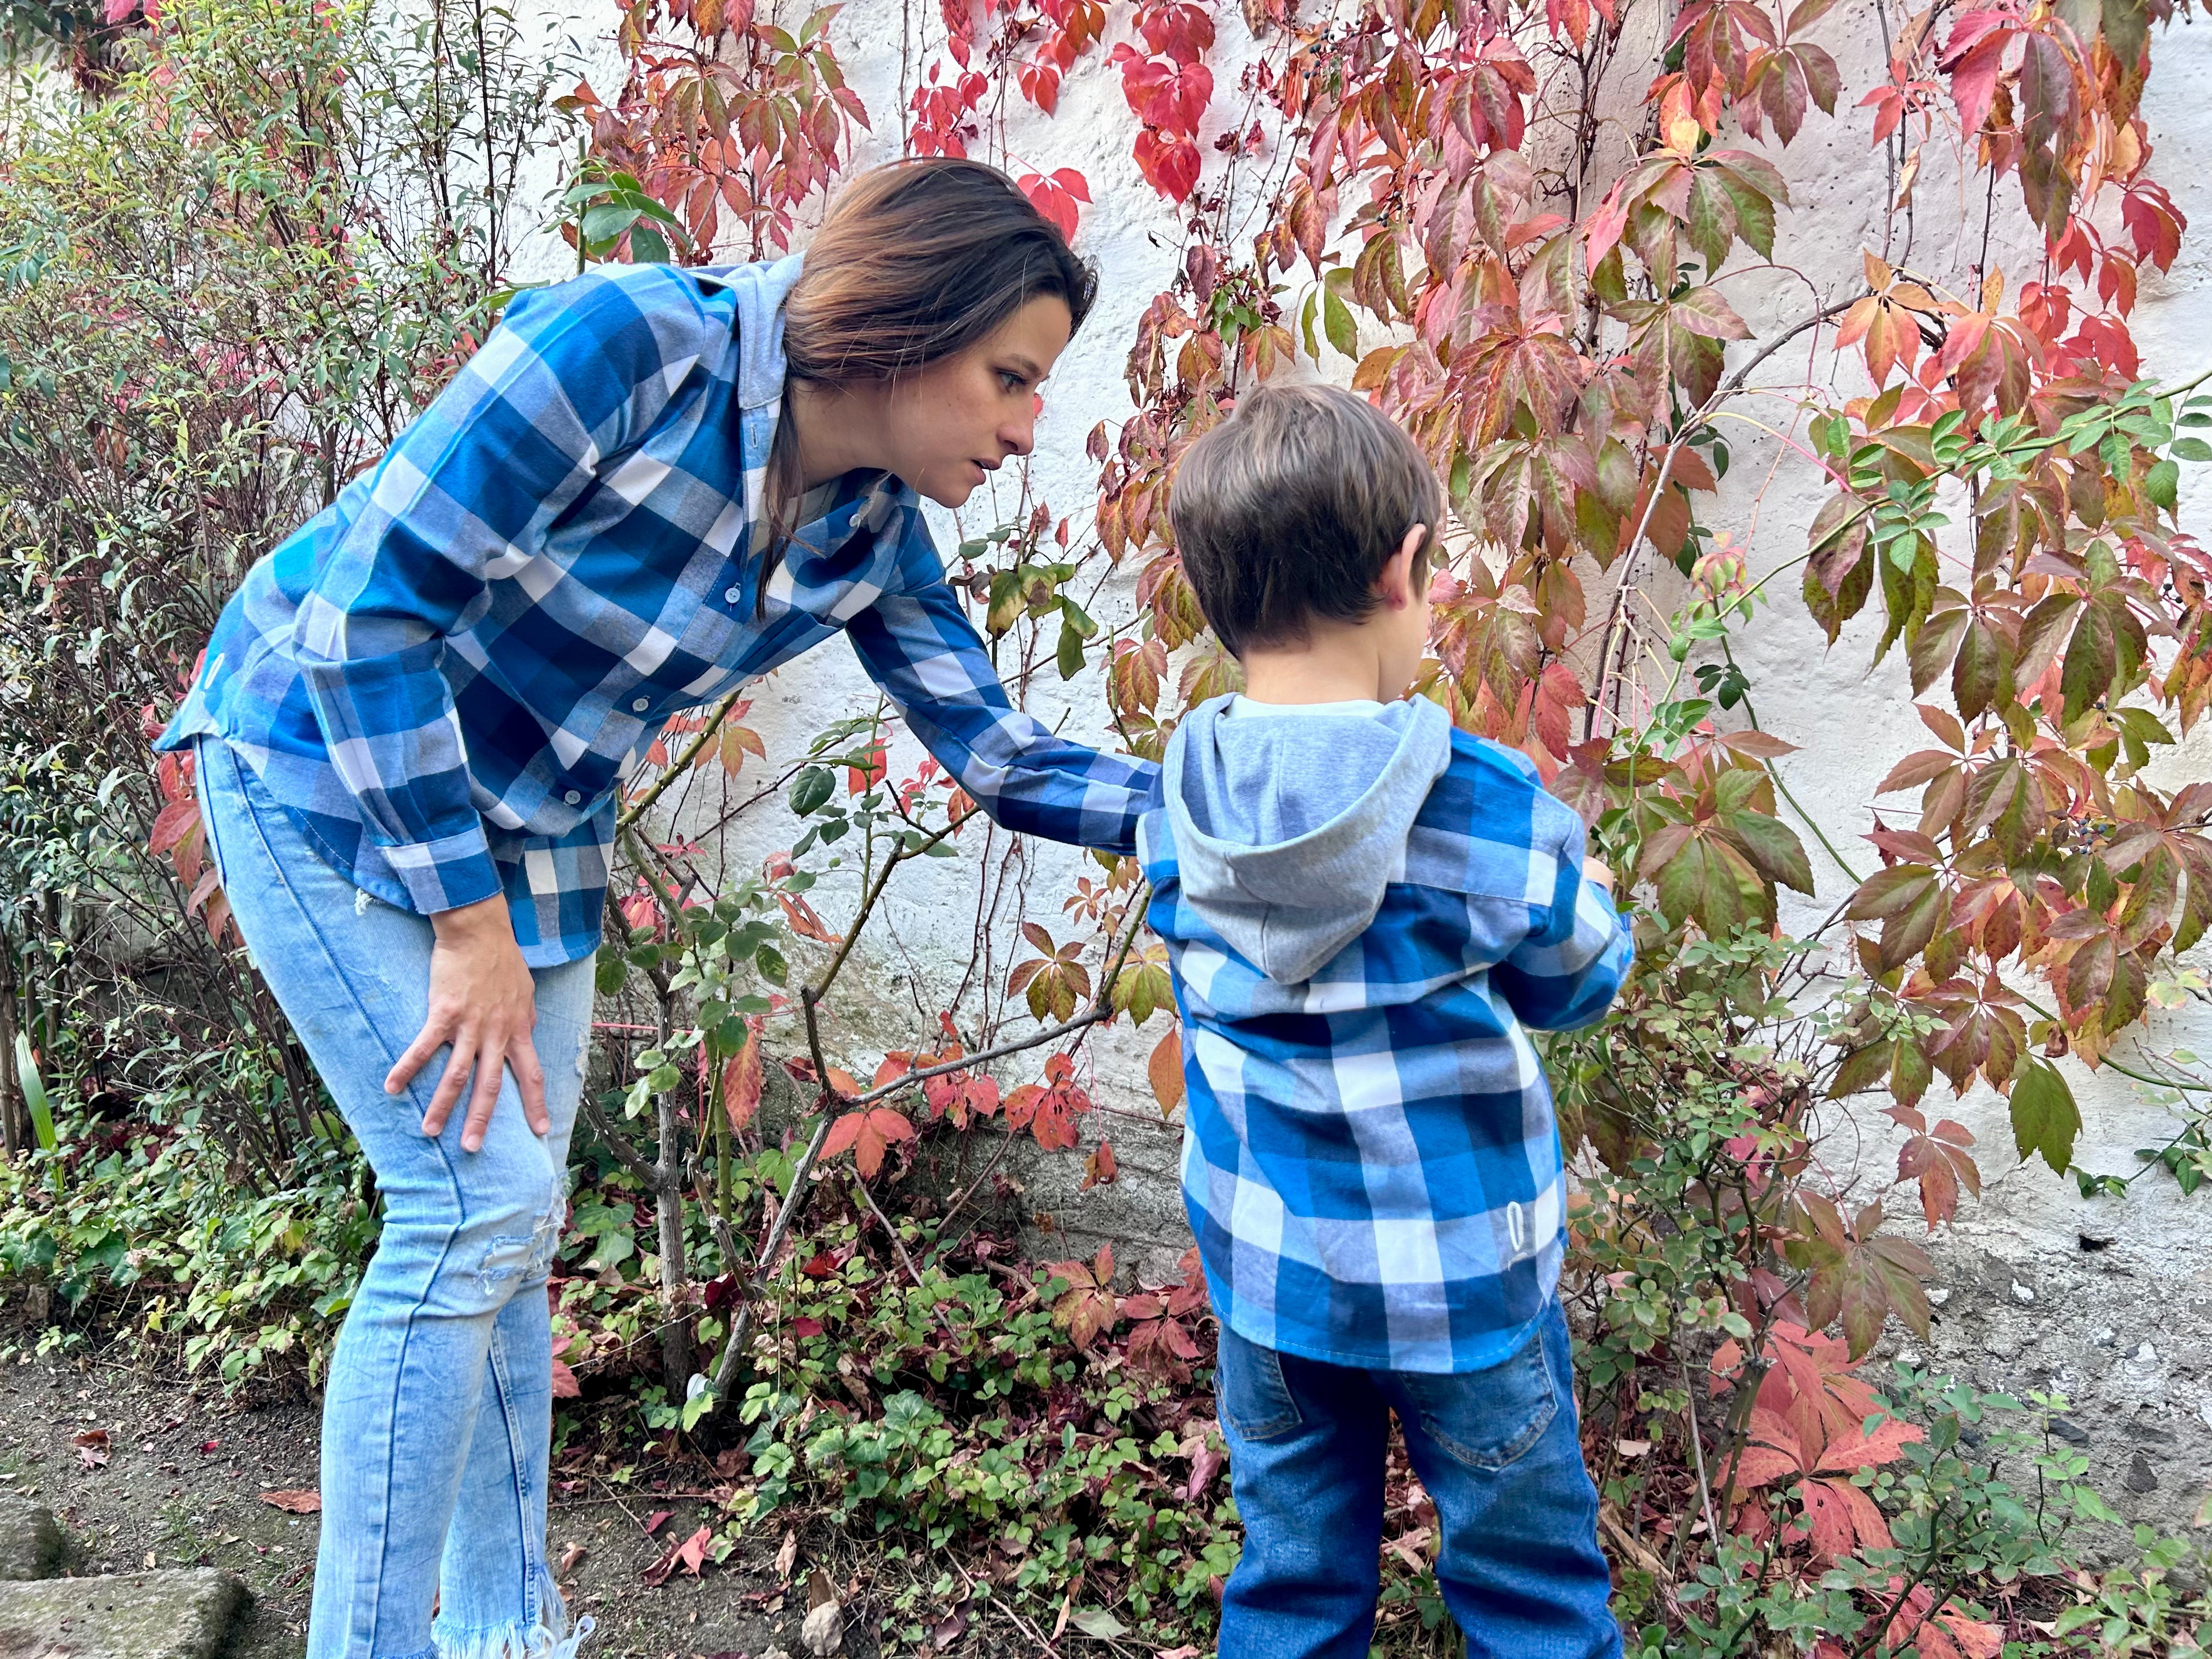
[157,158,1155,1659]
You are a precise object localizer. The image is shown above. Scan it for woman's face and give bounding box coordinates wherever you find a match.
[877,295,1074,507]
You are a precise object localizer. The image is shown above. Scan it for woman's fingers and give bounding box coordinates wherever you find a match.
[385,1020,449,1101]
[416,898,544,1150]
[397,1017,548,1149]
[460,1034,507,1153]
[418,1025,479,1138]
[510,1037,551,1136]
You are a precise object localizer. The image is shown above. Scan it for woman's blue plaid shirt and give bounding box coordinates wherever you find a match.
[1139,726,1633,1374]
[158,256,1158,964]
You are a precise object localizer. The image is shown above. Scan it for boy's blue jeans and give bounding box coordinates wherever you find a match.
[197,739,597,1659]
[1214,1297,1620,1659]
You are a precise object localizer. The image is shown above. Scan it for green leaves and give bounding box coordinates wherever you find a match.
[1638,765,1814,936]
[789,765,835,816]
[2058,588,2148,723]
[2008,1058,2080,1176]
[1846,862,1945,970]
[14,1033,54,1154]
[561,168,690,265]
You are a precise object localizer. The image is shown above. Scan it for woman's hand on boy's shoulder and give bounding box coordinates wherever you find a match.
[1581,856,1615,892]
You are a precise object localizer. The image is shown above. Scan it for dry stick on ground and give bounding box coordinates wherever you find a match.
[1678,1353,1724,1548]
[854,1173,925,1289]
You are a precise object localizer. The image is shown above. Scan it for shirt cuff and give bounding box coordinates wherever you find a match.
[373,822,503,915]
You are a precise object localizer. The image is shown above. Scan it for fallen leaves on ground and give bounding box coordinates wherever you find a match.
[800,1597,844,1657]
[72,1429,109,1469]
[258,1489,321,1514]
[640,1523,712,1587]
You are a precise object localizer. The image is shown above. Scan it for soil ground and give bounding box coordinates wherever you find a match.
[0,1342,888,1659]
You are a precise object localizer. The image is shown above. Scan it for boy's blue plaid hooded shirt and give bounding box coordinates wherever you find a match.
[1140,695,1632,1374]
[157,256,1156,963]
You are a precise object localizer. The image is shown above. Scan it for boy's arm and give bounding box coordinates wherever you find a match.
[1489,818,1633,1032]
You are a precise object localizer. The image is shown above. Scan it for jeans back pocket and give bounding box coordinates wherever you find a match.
[1214,1327,1305,1443]
[1397,1325,1559,1472]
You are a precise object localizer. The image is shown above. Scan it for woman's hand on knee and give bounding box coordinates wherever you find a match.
[387,895,551,1150]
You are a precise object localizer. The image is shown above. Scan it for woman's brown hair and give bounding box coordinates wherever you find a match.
[755,158,1097,608]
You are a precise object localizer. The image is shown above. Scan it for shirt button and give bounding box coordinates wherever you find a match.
[564,790,582,805]
[632,697,650,712]
[724,586,742,603]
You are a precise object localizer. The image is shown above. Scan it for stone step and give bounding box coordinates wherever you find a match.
[0,1498,64,1584]
[0,1568,251,1659]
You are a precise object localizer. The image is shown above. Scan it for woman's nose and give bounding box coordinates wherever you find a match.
[1001,396,1041,458]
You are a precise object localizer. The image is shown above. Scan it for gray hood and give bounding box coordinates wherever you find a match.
[1163,695,1454,984]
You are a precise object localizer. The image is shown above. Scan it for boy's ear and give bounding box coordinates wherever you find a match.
[1380,523,1429,608]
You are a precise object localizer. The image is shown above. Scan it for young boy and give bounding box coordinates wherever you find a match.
[1141,383,1633,1659]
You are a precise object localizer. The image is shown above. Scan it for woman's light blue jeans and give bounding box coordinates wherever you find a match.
[196,738,597,1659]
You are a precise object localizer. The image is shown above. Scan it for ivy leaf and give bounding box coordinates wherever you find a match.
[1322,284,1358,359]
[1801,1206,1932,1358]
[2009,1058,2081,1175]
[1044,1245,1118,1347]
[1653,832,1770,934]
[1720,806,1816,895]
[2060,594,2119,723]
[720,1030,764,1133]
[1148,1023,1186,1115]
[820,1107,916,1180]
[1847,862,1945,969]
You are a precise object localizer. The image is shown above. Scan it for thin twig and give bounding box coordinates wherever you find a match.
[617,687,745,833]
[848,894,1152,1108]
[1718,297,1859,398]
[855,1173,924,1289]
[705,1114,835,1408]
[1679,1354,1724,1548]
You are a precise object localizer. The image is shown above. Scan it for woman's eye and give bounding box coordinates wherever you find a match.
[1000,370,1026,392]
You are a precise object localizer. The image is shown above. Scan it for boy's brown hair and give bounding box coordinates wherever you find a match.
[1167,382,1443,656]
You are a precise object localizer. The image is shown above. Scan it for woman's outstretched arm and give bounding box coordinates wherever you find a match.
[844,529,1161,854]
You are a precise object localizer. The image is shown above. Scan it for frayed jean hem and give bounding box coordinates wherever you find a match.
[426,1613,596,1659]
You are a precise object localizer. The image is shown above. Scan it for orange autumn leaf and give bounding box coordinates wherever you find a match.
[820,1107,916,1179]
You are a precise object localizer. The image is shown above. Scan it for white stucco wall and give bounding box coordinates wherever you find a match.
[507,0,2212,1527]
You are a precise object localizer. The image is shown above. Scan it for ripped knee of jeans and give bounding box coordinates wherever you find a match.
[472,1182,568,1300]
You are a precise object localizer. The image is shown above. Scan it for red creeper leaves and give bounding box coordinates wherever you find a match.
[1887,1106,1981,1229]
[1043,1243,1117,1347]
[1786,1196,1932,1359]
[1016,167,1091,241]
[1716,1323,1925,1560]
[821,1105,917,1180]
[1005,1053,1091,1152]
